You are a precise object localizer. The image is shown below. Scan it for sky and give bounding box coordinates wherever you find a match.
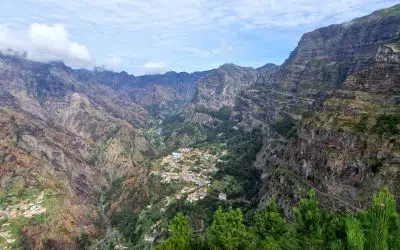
[0,0,398,75]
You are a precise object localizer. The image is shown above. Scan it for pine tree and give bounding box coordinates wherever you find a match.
[154,213,192,250]
[362,188,398,250]
[255,198,287,240]
[345,216,364,250]
[293,189,324,249]
[324,214,346,250]
[207,207,254,249]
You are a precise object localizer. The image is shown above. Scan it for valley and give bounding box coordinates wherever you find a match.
[0,3,400,250]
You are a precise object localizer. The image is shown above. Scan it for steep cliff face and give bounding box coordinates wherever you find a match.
[237,6,400,128]
[251,6,400,212]
[297,45,400,203]
[257,44,400,213]
[193,64,260,111]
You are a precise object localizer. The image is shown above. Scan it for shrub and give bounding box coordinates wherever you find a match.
[271,117,298,138]
[374,114,400,136]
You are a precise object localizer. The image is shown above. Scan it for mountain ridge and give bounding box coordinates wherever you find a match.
[0,4,400,249]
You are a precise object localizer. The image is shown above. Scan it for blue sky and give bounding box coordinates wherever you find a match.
[0,0,398,75]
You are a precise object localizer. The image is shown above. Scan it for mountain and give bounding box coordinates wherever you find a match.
[1,4,400,249]
[0,53,154,248]
[191,4,400,213]
[75,68,212,107]
[0,51,211,248]
[192,63,262,110]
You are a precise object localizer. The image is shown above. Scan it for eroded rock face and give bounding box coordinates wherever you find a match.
[289,45,400,205]
[254,10,400,212]
[237,6,400,128]
[193,64,259,111]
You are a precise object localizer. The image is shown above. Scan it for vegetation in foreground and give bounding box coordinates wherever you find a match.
[154,189,400,250]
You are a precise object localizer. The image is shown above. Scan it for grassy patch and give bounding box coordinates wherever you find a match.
[8,216,30,246]
[33,213,46,225]
[373,114,400,136]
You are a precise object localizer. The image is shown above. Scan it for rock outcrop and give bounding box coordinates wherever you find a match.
[193,64,260,110]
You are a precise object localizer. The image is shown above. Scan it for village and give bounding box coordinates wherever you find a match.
[0,191,47,248]
[150,146,225,203]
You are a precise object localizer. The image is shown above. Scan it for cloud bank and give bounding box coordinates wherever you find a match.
[104,56,122,70]
[0,0,398,74]
[142,61,166,74]
[0,23,92,67]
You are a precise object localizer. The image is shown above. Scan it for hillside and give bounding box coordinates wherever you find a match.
[0,4,400,250]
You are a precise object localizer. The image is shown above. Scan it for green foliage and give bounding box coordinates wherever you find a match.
[254,199,287,241]
[104,178,123,203]
[111,211,140,244]
[152,188,399,250]
[378,5,400,17]
[215,129,263,198]
[76,232,90,250]
[194,105,210,114]
[148,104,162,117]
[270,117,298,138]
[155,213,193,250]
[207,207,254,249]
[362,188,398,250]
[105,126,121,141]
[210,106,231,121]
[162,114,185,127]
[293,189,324,249]
[346,216,364,250]
[194,105,231,121]
[374,114,400,136]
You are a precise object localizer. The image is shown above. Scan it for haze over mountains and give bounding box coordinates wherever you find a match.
[0,4,400,249]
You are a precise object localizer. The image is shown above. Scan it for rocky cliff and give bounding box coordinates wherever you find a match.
[240,5,400,212]
[193,64,262,111]
[187,4,400,213]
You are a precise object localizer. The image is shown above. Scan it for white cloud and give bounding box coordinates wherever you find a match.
[103,56,122,70]
[0,0,397,74]
[142,61,166,74]
[0,23,92,67]
[183,47,221,58]
[0,25,14,51]
[183,40,234,58]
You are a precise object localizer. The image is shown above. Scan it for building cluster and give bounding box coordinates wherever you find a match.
[0,192,47,247]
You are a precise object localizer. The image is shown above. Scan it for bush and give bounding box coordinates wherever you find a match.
[210,106,231,121]
[374,114,400,136]
[270,117,298,138]
[162,114,185,126]
[194,105,210,114]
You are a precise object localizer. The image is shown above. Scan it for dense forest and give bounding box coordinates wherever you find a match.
[154,189,399,250]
